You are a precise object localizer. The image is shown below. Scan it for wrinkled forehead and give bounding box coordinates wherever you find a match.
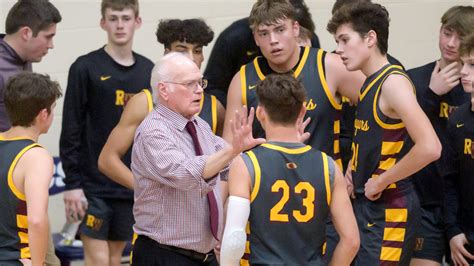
[171,63,202,82]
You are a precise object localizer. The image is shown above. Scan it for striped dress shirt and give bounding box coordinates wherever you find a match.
[131,104,228,254]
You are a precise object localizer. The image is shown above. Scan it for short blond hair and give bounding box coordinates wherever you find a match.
[249,0,295,31]
[101,0,139,18]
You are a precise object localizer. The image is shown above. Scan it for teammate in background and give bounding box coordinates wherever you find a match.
[0,2,62,264]
[407,6,473,266]
[223,0,365,170]
[98,18,222,190]
[332,0,405,174]
[444,33,474,266]
[327,2,441,265]
[60,0,154,265]
[204,0,320,106]
[220,74,359,265]
[0,0,61,131]
[0,72,61,265]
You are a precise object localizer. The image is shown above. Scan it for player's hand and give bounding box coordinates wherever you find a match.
[64,188,87,222]
[230,106,265,155]
[429,61,461,95]
[296,117,311,143]
[364,177,384,201]
[19,259,31,266]
[344,163,355,199]
[450,233,474,266]
[214,242,221,263]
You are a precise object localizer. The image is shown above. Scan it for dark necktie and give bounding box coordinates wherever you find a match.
[185,121,219,240]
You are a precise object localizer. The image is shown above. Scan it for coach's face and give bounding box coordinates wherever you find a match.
[161,59,204,119]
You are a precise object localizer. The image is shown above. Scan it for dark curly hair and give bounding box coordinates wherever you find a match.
[156,19,214,49]
[327,1,390,55]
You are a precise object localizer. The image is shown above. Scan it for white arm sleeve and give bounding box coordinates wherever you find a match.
[220,196,250,266]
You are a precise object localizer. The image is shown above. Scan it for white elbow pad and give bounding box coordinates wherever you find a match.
[220,196,250,266]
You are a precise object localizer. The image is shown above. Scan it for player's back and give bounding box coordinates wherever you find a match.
[243,142,334,265]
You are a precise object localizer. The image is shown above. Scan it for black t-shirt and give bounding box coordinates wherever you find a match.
[407,61,469,207]
[60,47,154,199]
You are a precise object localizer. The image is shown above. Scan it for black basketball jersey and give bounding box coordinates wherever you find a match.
[241,142,334,265]
[0,137,41,261]
[351,64,414,194]
[240,47,342,168]
[198,93,219,134]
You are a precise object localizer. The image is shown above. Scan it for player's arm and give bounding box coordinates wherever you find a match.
[98,92,149,189]
[22,148,54,266]
[364,75,441,200]
[325,52,365,104]
[222,71,244,143]
[60,61,88,221]
[215,99,226,137]
[221,156,251,266]
[330,160,360,266]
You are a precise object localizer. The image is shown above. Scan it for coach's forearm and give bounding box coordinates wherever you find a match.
[203,146,238,179]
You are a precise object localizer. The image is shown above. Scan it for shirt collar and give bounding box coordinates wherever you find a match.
[155,104,198,132]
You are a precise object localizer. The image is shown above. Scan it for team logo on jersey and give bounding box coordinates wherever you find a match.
[439,102,458,118]
[464,138,473,158]
[286,162,298,169]
[100,75,111,81]
[354,119,370,133]
[116,90,138,106]
[471,141,474,159]
[414,237,424,251]
[305,99,317,111]
[86,214,103,231]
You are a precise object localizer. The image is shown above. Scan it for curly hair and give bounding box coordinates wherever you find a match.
[156,19,214,48]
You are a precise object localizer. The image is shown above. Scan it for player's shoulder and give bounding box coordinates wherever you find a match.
[407,61,436,79]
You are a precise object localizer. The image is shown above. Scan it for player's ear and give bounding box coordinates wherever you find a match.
[256,105,265,122]
[158,82,169,101]
[366,30,377,49]
[298,103,307,120]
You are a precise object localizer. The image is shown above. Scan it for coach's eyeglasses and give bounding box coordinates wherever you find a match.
[162,78,208,92]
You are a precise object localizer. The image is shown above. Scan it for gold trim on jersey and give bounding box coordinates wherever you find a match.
[248,151,261,203]
[372,71,411,130]
[261,143,311,154]
[7,143,41,201]
[143,89,153,113]
[381,141,404,155]
[211,95,217,134]
[0,136,35,141]
[240,65,247,106]
[253,57,265,81]
[359,65,403,102]
[316,49,342,111]
[322,153,332,205]
[293,46,310,78]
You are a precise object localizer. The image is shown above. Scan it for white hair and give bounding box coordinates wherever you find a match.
[150,52,196,102]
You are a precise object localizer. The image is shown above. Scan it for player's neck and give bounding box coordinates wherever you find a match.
[264,125,300,143]
[104,42,135,66]
[1,127,40,142]
[361,53,389,77]
[268,46,301,73]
